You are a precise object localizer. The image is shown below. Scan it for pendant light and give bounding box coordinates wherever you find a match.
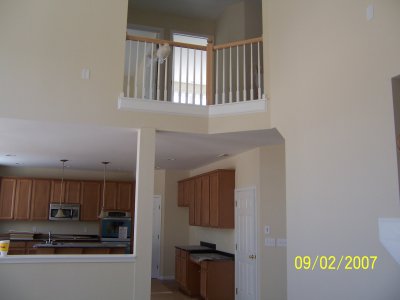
[98,161,110,219]
[55,159,68,218]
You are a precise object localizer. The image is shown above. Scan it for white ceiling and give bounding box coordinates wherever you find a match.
[0,118,283,175]
[129,0,243,20]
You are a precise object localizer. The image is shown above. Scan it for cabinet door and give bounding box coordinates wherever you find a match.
[209,172,219,227]
[194,177,202,226]
[184,180,193,207]
[181,251,188,288]
[200,262,208,299]
[81,181,101,221]
[117,182,133,211]
[65,181,81,204]
[177,181,185,207]
[30,179,51,220]
[175,249,181,284]
[0,178,17,220]
[14,179,32,220]
[201,175,210,226]
[187,180,195,225]
[103,182,117,210]
[50,180,61,203]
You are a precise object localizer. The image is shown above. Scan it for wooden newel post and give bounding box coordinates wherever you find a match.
[206,39,214,105]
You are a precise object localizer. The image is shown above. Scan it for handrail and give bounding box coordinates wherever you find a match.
[213,36,263,50]
[126,34,207,51]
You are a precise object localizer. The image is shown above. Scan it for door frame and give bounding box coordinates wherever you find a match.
[234,186,258,300]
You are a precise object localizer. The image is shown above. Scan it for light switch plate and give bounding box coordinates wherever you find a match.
[277,238,287,247]
[265,238,276,247]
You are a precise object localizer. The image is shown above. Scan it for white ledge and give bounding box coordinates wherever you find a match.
[0,254,136,264]
[118,97,267,117]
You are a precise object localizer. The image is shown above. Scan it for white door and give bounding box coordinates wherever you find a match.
[235,187,257,300]
[151,195,161,279]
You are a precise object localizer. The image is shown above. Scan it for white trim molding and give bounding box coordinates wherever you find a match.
[118,96,267,117]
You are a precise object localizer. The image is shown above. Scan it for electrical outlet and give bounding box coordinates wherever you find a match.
[264,225,270,235]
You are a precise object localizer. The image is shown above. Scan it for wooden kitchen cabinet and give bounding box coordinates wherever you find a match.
[80,181,101,221]
[181,170,235,228]
[200,260,234,300]
[209,170,235,228]
[200,175,210,226]
[8,241,38,255]
[50,180,81,204]
[14,179,32,220]
[116,182,133,212]
[0,178,17,220]
[30,179,51,220]
[175,248,200,296]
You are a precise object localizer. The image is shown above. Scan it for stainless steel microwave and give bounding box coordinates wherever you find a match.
[49,203,80,221]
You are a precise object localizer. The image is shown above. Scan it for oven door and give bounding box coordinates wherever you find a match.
[100,218,132,239]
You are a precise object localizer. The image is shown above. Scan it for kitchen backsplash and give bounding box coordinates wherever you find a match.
[0,221,99,235]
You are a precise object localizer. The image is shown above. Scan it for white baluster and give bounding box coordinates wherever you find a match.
[250,43,254,100]
[215,50,219,104]
[179,47,182,103]
[134,40,139,99]
[164,57,168,101]
[149,43,154,100]
[186,48,189,104]
[127,40,132,98]
[157,44,161,101]
[142,42,147,99]
[222,48,225,104]
[229,46,232,103]
[200,50,203,105]
[243,44,247,101]
[257,41,261,100]
[193,49,196,104]
[236,45,240,102]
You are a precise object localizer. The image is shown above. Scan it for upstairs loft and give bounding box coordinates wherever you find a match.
[118,34,267,117]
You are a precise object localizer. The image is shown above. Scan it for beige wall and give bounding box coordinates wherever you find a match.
[215,1,246,44]
[127,7,215,40]
[0,262,134,300]
[259,145,286,300]
[264,0,400,299]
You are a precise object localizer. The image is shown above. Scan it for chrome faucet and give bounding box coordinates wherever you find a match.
[47,231,52,244]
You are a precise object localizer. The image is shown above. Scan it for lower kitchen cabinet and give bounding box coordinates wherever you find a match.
[8,241,38,255]
[200,260,234,300]
[175,249,200,296]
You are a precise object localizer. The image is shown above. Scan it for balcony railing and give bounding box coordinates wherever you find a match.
[122,34,265,111]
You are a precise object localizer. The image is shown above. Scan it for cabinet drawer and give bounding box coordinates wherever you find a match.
[10,241,26,248]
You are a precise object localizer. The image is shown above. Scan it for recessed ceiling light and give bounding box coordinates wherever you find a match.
[5,154,16,157]
[167,158,176,161]
[217,153,229,158]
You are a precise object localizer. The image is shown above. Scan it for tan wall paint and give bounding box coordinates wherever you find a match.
[127,7,215,40]
[0,262,135,300]
[264,0,400,299]
[215,1,246,44]
[259,144,286,300]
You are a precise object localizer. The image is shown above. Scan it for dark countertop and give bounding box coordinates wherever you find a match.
[176,244,234,259]
[190,252,234,264]
[33,242,126,248]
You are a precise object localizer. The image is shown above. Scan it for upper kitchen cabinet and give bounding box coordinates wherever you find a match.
[0,178,17,220]
[30,179,51,220]
[181,169,235,229]
[14,179,33,220]
[50,180,81,204]
[101,181,134,212]
[209,170,235,228]
[80,181,102,221]
[116,182,134,212]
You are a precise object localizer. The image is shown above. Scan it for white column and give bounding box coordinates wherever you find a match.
[133,127,156,300]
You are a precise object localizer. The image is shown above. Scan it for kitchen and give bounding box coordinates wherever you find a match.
[0,119,284,299]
